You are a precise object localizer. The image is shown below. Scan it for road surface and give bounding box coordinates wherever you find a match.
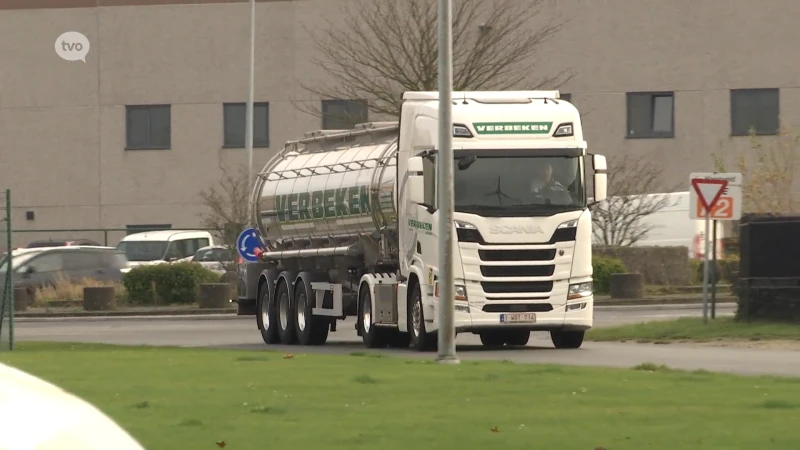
[12,303,800,377]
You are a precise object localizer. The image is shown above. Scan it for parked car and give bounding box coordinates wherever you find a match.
[191,245,234,275]
[26,239,103,248]
[0,246,129,297]
[116,230,213,272]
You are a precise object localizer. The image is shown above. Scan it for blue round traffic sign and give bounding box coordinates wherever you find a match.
[236,228,262,263]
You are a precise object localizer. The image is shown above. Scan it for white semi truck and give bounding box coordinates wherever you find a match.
[236,90,608,351]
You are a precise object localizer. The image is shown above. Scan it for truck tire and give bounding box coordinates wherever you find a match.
[551,330,585,349]
[479,332,506,348]
[256,282,279,344]
[359,285,389,348]
[504,330,530,347]
[294,278,329,346]
[408,283,436,352]
[276,280,297,345]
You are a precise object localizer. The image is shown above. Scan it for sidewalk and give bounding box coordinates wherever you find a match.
[12,294,737,319]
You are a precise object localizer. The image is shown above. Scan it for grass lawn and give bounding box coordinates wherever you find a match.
[588,317,800,343]
[3,342,800,450]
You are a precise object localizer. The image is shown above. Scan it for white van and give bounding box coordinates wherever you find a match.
[593,191,727,260]
[116,230,214,270]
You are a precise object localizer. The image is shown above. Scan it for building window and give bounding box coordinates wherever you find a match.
[126,105,171,150]
[322,99,368,130]
[730,88,779,136]
[126,224,172,235]
[626,92,674,139]
[223,102,270,148]
[560,93,572,103]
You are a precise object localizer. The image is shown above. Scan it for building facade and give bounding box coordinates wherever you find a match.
[1,0,798,246]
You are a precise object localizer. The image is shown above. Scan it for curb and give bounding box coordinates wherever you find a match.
[12,299,738,321]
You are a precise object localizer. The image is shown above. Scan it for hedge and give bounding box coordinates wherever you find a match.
[122,262,221,305]
[592,255,627,294]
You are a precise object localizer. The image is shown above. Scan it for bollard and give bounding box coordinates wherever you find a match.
[199,283,231,309]
[83,286,117,311]
[14,287,30,312]
[609,273,644,299]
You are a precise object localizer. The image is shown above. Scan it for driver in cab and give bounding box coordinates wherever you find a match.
[530,163,567,194]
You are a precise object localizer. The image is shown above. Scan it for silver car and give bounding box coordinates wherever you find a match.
[191,245,235,275]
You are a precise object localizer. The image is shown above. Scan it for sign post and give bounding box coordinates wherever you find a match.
[689,172,742,323]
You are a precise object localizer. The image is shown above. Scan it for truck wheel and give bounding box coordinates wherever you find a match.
[294,279,329,346]
[359,285,388,348]
[551,330,585,349]
[409,283,436,352]
[504,330,530,347]
[276,280,297,345]
[479,332,506,348]
[256,283,279,345]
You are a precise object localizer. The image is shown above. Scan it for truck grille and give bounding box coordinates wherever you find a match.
[480,265,554,277]
[478,249,555,261]
[481,281,553,294]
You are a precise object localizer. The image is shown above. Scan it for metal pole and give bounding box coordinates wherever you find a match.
[245,0,256,227]
[7,189,13,350]
[701,211,710,324]
[435,0,458,364]
[711,219,717,319]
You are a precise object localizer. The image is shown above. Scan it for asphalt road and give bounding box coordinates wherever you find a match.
[13,303,800,377]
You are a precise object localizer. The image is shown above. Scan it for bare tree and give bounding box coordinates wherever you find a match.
[198,163,250,269]
[592,154,681,246]
[712,123,800,215]
[298,0,572,121]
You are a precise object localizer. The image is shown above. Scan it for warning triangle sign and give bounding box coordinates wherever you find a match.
[691,178,728,214]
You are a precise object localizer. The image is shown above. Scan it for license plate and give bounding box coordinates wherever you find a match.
[500,313,537,323]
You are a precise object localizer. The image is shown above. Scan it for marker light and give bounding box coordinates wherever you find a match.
[453,124,473,138]
[554,123,574,137]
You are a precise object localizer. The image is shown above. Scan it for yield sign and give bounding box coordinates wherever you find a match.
[691,178,728,214]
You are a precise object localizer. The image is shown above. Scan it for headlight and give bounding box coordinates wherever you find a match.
[568,281,592,300]
[434,283,468,301]
[558,219,578,229]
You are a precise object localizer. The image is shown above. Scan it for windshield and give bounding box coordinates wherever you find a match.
[117,241,169,262]
[192,248,231,262]
[453,151,585,216]
[0,252,43,273]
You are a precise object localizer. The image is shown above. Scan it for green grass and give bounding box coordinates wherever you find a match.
[3,342,800,450]
[588,317,800,343]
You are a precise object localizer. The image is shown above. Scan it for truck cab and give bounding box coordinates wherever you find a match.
[396,91,607,349]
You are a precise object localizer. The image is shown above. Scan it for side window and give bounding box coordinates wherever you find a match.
[422,156,436,208]
[28,253,64,272]
[63,251,101,270]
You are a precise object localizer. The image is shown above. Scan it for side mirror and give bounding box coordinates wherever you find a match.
[407,156,424,173]
[24,266,35,274]
[407,175,425,205]
[592,154,608,203]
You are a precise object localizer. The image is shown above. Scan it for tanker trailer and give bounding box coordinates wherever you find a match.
[237,90,609,352]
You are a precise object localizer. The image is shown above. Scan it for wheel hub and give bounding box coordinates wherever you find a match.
[279,293,289,329]
[362,296,371,334]
[260,297,270,330]
[297,293,307,331]
[412,300,421,336]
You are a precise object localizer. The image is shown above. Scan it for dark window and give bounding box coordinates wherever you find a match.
[626,92,674,139]
[730,88,780,136]
[63,251,103,270]
[223,102,270,148]
[126,105,171,150]
[322,99,368,130]
[560,93,572,103]
[126,224,172,235]
[26,253,64,272]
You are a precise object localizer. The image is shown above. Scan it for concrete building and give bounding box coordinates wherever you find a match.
[0,0,798,246]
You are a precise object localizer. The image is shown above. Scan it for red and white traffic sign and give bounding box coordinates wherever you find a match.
[689,172,742,220]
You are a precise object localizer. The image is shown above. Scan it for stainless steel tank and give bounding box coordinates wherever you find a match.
[253,124,399,249]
